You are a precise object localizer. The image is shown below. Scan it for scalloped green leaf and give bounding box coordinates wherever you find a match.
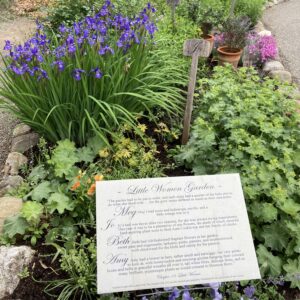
[3,215,28,238]
[283,258,300,289]
[29,181,54,202]
[28,164,48,184]
[21,201,44,223]
[47,192,74,214]
[277,198,300,217]
[261,223,289,252]
[48,139,79,178]
[77,146,95,163]
[257,244,282,277]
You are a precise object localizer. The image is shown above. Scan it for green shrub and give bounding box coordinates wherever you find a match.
[177,0,229,33]
[177,66,300,285]
[46,0,167,32]
[234,0,266,26]
[46,0,100,31]
[0,2,186,146]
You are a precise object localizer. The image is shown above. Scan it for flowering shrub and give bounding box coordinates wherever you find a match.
[0,1,186,145]
[247,32,278,64]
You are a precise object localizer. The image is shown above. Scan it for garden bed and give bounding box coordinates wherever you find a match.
[0,0,300,299]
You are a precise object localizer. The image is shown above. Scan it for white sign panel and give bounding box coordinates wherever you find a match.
[96,174,260,294]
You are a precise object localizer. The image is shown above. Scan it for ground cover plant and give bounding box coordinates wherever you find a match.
[0,1,187,146]
[246,32,278,65]
[177,66,300,288]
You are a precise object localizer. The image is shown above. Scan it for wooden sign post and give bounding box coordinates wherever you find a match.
[182,39,211,145]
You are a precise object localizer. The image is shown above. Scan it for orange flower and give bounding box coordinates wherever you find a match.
[94,174,104,181]
[87,183,96,196]
[71,181,80,191]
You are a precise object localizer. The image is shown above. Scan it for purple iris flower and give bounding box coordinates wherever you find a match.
[100,6,108,16]
[77,37,84,45]
[54,46,66,58]
[73,68,85,81]
[244,286,255,298]
[74,23,81,35]
[37,54,44,62]
[83,29,89,38]
[116,40,123,48]
[90,67,102,79]
[68,44,76,54]
[66,35,74,45]
[59,24,67,34]
[98,45,114,55]
[10,65,25,75]
[53,60,64,72]
[30,47,38,55]
[182,287,193,300]
[209,283,223,300]
[169,287,180,300]
[40,69,48,78]
[36,20,44,31]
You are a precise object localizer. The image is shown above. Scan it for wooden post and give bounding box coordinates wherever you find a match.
[182,39,210,145]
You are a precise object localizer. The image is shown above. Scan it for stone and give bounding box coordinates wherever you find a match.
[12,124,31,138]
[0,246,35,298]
[11,132,39,153]
[269,70,292,83]
[263,60,284,73]
[254,21,265,33]
[4,152,28,176]
[258,30,272,37]
[0,176,23,197]
[0,197,23,234]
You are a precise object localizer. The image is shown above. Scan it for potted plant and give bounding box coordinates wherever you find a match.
[217,16,251,68]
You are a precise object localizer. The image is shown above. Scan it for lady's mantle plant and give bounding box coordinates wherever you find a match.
[0,1,186,145]
[177,66,300,287]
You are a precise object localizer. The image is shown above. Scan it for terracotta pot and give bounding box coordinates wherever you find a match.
[202,34,215,54]
[217,46,243,68]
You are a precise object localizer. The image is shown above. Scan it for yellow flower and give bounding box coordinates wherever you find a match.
[171,132,179,139]
[137,123,147,133]
[94,174,104,181]
[114,149,131,160]
[99,148,109,158]
[120,137,131,147]
[122,123,132,131]
[143,151,153,162]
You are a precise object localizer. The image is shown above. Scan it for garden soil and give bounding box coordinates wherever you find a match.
[263,0,300,86]
[0,16,35,178]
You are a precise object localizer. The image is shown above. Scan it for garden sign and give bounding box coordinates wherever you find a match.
[96,174,261,294]
[182,39,211,144]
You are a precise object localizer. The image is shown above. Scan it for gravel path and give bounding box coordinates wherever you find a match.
[0,17,36,178]
[263,0,300,86]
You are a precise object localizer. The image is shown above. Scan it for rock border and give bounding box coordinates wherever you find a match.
[265,0,288,9]
[0,124,39,197]
[253,0,300,108]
